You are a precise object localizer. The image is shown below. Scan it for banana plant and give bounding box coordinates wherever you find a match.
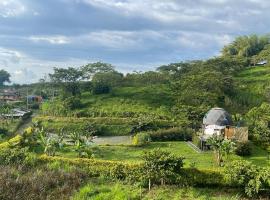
[38,130,58,156]
[70,131,92,158]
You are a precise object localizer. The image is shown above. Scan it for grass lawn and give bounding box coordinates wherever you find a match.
[58,141,270,169]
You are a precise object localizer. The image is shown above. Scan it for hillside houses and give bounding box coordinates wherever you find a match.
[0,89,21,102]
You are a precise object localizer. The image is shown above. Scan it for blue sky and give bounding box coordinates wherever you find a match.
[0,0,270,83]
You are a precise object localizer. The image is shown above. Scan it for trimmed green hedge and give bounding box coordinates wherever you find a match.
[148,127,194,141]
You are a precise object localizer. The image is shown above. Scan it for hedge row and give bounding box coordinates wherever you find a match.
[35,116,175,127]
[0,127,33,150]
[148,127,194,141]
[34,116,176,136]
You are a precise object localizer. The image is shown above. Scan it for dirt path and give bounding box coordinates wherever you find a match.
[16,115,34,134]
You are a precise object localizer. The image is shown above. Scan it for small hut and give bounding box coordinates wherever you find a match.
[200,108,248,150]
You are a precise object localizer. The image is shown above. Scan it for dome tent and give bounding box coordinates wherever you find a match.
[203,108,232,126]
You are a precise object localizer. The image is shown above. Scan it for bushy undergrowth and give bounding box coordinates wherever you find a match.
[73,181,141,200]
[225,160,270,197]
[132,132,151,146]
[0,165,88,200]
[235,141,252,156]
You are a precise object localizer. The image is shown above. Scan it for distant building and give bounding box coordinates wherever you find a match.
[27,95,43,103]
[200,108,248,150]
[0,89,21,102]
[1,108,31,118]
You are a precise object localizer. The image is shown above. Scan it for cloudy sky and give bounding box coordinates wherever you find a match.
[0,0,270,83]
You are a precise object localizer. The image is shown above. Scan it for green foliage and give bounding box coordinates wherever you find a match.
[192,134,201,148]
[91,71,123,94]
[169,58,238,108]
[92,81,111,94]
[178,168,225,187]
[207,135,235,166]
[148,127,193,141]
[235,141,252,156]
[41,100,67,116]
[225,160,270,197]
[49,67,84,96]
[256,44,270,63]
[63,96,83,110]
[0,165,87,200]
[142,149,184,188]
[81,62,116,80]
[0,147,37,167]
[0,127,8,135]
[222,34,269,58]
[0,69,11,86]
[132,132,151,146]
[123,71,168,86]
[246,102,270,148]
[72,182,140,200]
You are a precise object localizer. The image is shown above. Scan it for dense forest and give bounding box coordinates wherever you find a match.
[0,34,270,199]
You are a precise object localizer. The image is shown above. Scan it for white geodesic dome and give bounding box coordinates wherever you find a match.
[203,108,232,126]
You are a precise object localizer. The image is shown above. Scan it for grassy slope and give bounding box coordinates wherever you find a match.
[38,84,174,135]
[73,179,244,200]
[79,84,174,117]
[232,65,270,112]
[58,142,270,169]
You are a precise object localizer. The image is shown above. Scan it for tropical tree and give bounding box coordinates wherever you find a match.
[81,62,115,80]
[49,67,83,97]
[69,132,92,158]
[207,135,235,166]
[0,69,11,86]
[38,130,58,156]
[246,103,270,149]
[221,34,269,58]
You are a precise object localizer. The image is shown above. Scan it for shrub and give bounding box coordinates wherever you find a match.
[132,132,151,146]
[63,96,83,110]
[225,160,270,197]
[178,168,225,187]
[92,82,111,94]
[0,127,8,135]
[0,147,38,167]
[235,141,252,156]
[149,127,193,141]
[142,149,185,189]
[0,165,87,200]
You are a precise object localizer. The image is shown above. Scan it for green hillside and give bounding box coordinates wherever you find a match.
[232,65,270,112]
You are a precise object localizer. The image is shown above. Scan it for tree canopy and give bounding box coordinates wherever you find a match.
[0,70,11,86]
[222,34,270,58]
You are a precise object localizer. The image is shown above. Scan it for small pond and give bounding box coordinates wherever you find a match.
[93,136,132,145]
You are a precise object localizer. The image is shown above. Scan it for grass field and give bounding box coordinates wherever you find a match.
[58,141,270,169]
[72,178,244,200]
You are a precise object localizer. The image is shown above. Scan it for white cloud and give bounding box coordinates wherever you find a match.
[81,0,208,23]
[0,0,26,18]
[29,35,70,45]
[0,47,23,66]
